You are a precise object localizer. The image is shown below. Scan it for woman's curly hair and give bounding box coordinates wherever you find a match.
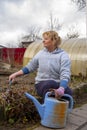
[43,30,62,48]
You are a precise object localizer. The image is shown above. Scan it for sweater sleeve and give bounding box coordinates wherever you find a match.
[22,51,41,74]
[22,67,30,74]
[59,52,71,88]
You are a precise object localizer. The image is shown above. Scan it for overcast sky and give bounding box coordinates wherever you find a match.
[0,0,86,47]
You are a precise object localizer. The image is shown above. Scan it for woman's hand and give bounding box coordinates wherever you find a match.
[9,73,17,82]
[9,70,24,82]
[54,87,65,98]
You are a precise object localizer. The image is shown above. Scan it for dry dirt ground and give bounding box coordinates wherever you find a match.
[0,67,40,130]
[0,67,87,130]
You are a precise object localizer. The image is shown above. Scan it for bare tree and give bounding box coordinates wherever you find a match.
[67,32,79,39]
[22,25,42,42]
[71,0,86,10]
[66,24,80,39]
[47,12,62,31]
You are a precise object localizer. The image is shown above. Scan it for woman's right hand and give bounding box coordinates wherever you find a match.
[9,73,17,82]
[9,70,24,82]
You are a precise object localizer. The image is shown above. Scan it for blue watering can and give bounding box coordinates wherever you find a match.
[25,92,73,128]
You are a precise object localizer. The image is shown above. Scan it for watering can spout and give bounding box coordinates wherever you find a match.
[24,92,45,119]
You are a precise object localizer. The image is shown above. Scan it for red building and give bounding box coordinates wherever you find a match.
[0,48,26,67]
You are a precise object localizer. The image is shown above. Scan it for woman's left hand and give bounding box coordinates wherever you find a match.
[54,87,65,98]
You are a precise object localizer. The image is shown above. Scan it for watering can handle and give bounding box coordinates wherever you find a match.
[45,92,73,113]
[45,91,54,98]
[62,94,74,113]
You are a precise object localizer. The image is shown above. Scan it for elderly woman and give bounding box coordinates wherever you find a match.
[9,31,72,99]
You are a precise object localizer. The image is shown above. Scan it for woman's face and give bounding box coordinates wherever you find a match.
[43,34,53,49]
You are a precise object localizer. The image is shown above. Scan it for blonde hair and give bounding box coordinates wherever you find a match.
[43,31,61,48]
